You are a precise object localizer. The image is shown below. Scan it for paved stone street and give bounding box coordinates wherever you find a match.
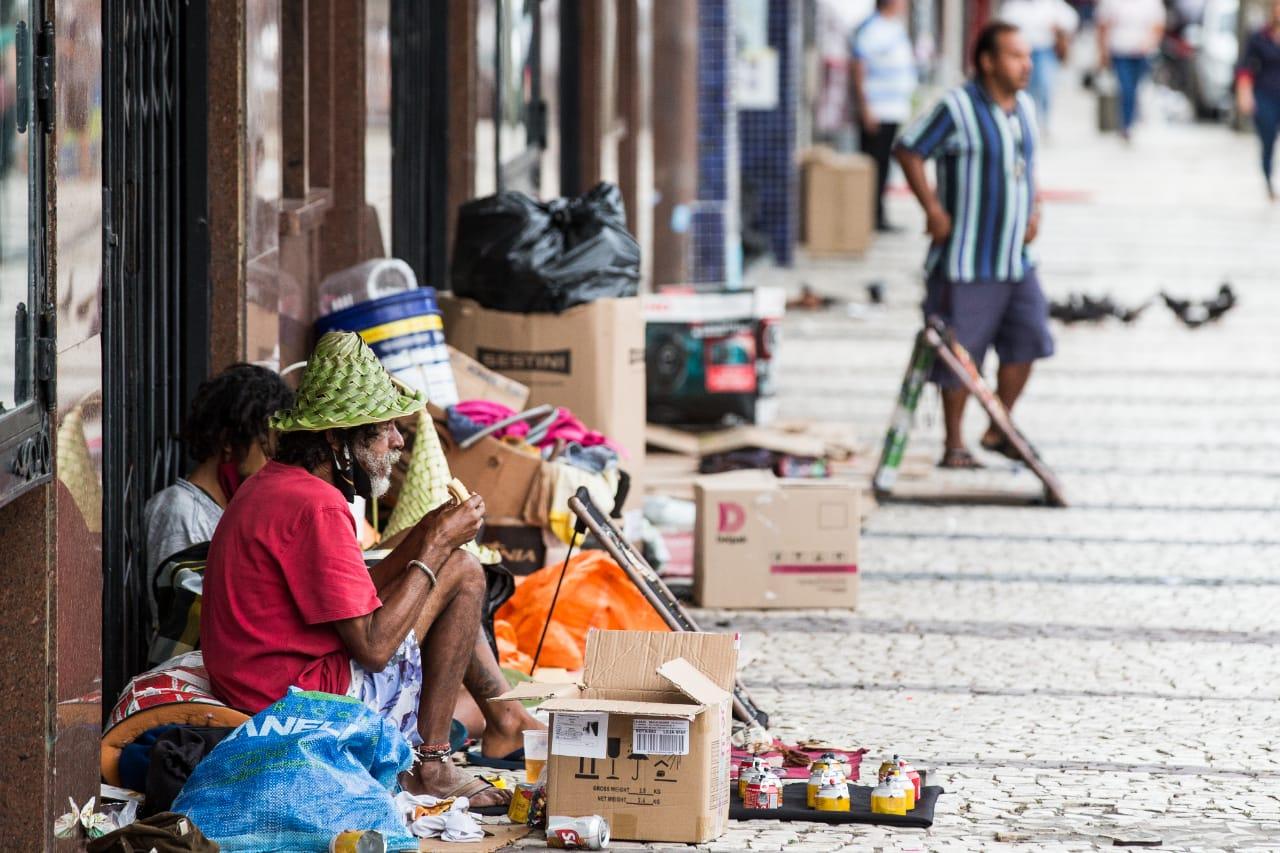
[722,83,1280,851]
[509,79,1280,851]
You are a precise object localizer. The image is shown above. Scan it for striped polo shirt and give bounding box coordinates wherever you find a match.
[896,81,1039,283]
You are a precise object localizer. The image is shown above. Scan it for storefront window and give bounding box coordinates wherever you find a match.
[0,0,50,508]
[366,0,392,255]
[477,0,544,196]
[0,5,32,417]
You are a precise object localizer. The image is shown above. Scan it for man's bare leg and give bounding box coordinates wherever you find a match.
[983,362,1033,447]
[463,632,545,758]
[939,386,985,467]
[405,551,508,805]
[942,387,968,451]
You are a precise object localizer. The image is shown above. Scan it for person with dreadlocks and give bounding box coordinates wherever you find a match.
[143,363,295,624]
[200,332,537,806]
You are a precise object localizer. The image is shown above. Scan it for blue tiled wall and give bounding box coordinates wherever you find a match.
[693,0,738,286]
[738,0,800,266]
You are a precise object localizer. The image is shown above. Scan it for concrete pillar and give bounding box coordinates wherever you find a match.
[651,0,698,286]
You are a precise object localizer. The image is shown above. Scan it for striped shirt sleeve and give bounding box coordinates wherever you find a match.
[895,98,956,160]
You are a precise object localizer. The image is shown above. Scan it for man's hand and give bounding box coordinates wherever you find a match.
[416,494,486,567]
[860,109,880,136]
[1025,207,1041,244]
[925,203,953,243]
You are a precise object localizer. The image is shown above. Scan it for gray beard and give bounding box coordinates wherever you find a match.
[353,443,401,500]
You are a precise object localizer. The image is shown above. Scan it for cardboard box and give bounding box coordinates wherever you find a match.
[642,289,785,426]
[439,295,646,472]
[694,470,860,609]
[499,630,736,844]
[448,345,530,411]
[477,518,548,575]
[801,147,874,255]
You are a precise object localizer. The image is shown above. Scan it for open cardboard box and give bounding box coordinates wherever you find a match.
[495,630,737,844]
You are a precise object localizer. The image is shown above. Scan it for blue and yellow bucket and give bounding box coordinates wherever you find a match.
[314,288,459,407]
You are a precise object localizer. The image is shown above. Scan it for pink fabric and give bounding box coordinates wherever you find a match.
[731,742,868,780]
[454,401,620,452]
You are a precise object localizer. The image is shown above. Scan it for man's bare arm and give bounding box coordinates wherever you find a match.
[851,58,876,131]
[335,496,485,671]
[894,146,952,242]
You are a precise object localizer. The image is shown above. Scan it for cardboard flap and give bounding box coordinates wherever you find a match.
[582,630,738,693]
[541,697,701,720]
[492,680,581,703]
[656,657,730,707]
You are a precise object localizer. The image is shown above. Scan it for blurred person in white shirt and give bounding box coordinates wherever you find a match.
[851,0,919,231]
[1096,0,1167,138]
[1000,0,1080,129]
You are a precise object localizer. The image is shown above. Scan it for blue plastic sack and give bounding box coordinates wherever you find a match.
[172,687,418,852]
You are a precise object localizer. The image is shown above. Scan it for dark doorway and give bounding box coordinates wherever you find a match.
[101,0,210,709]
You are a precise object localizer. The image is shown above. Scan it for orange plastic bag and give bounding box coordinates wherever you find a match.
[495,551,670,671]
[494,619,533,674]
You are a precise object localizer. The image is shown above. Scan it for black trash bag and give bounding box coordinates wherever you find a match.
[451,182,640,313]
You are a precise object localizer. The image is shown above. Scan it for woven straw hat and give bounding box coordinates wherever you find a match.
[270,331,425,433]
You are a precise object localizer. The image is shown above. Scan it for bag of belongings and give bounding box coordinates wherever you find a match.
[172,688,418,852]
[450,182,640,314]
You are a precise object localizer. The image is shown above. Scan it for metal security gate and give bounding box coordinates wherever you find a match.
[101,0,209,708]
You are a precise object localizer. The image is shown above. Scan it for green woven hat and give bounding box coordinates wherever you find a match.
[270,331,425,432]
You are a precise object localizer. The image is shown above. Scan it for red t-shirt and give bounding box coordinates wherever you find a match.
[201,461,381,712]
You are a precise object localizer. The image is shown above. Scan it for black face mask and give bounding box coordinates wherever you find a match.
[331,438,374,505]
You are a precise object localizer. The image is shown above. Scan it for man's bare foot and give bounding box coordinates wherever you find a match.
[481,706,545,759]
[402,760,511,807]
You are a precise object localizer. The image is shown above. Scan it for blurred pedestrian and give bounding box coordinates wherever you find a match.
[999,0,1080,128]
[894,22,1055,469]
[851,0,918,232]
[1096,0,1166,139]
[1236,0,1280,200]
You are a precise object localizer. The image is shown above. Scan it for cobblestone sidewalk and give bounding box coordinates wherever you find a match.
[513,77,1280,851]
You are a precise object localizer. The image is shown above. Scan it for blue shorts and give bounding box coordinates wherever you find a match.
[923,268,1055,388]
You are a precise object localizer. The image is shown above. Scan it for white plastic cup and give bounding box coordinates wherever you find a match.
[523,729,549,783]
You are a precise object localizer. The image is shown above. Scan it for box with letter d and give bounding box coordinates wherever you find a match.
[695,470,860,609]
[495,630,736,844]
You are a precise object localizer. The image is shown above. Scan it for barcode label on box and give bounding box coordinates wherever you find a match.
[633,719,690,755]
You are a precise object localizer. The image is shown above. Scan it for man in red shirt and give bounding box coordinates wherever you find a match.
[202,332,535,806]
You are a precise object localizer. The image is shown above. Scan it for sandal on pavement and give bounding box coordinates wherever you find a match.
[439,775,511,813]
[938,448,985,470]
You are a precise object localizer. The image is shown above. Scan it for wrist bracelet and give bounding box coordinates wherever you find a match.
[408,559,438,589]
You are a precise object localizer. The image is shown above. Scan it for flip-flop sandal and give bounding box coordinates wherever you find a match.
[465,747,524,771]
[938,448,985,470]
[980,435,1024,462]
[440,775,512,815]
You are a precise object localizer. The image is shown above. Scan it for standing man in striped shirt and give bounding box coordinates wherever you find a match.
[851,0,919,232]
[894,22,1055,469]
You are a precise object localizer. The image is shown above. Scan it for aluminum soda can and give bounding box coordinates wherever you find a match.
[744,770,781,810]
[330,830,387,853]
[546,815,610,849]
[870,776,907,816]
[508,782,538,825]
[815,781,851,813]
[738,758,764,799]
[807,766,844,808]
[894,771,916,810]
[820,751,851,780]
[897,757,922,801]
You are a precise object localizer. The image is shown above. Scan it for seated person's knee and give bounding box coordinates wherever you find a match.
[445,550,486,595]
